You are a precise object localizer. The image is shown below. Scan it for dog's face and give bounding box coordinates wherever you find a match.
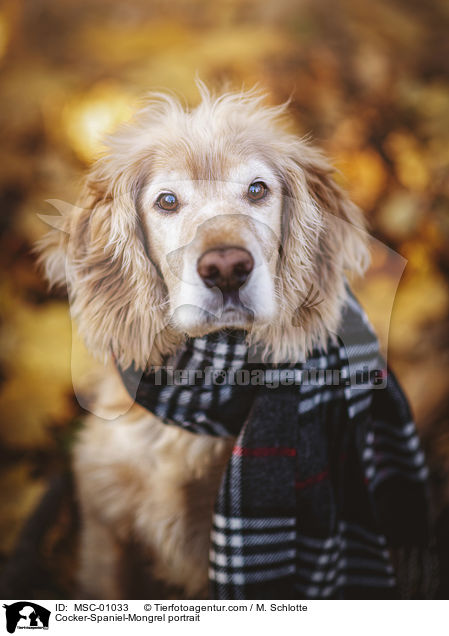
[39,86,369,368]
[139,153,283,336]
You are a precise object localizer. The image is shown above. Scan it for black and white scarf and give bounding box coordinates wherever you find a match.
[118,291,433,599]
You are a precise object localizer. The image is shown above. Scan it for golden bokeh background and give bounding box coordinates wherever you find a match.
[0,0,448,596]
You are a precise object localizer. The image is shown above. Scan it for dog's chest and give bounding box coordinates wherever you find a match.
[74,400,234,596]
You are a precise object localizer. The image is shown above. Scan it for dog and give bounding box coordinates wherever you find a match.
[38,84,373,598]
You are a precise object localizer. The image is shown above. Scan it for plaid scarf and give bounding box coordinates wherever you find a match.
[118,291,433,599]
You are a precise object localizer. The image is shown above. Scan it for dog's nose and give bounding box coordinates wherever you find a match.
[197,246,254,292]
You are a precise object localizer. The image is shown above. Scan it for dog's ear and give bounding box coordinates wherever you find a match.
[280,141,369,278]
[270,140,370,354]
[37,157,175,369]
[298,145,369,275]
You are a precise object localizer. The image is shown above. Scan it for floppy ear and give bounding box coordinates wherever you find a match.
[37,159,179,369]
[259,139,369,358]
[298,145,369,275]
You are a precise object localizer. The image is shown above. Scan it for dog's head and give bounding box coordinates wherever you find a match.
[39,84,369,368]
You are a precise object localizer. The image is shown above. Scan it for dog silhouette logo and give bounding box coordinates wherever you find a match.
[3,602,50,634]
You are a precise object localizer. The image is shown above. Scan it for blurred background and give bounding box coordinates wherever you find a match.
[0,0,448,598]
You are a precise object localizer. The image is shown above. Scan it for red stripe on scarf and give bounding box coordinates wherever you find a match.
[294,452,347,490]
[233,446,297,457]
[295,469,329,489]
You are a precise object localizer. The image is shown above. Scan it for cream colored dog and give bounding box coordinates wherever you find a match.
[39,84,368,598]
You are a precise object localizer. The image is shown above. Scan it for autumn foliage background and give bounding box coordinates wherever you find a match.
[0,0,448,597]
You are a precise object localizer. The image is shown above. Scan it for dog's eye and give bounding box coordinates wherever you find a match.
[248,181,268,201]
[156,192,179,212]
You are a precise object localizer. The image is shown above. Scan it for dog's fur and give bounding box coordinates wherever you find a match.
[38,84,369,598]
